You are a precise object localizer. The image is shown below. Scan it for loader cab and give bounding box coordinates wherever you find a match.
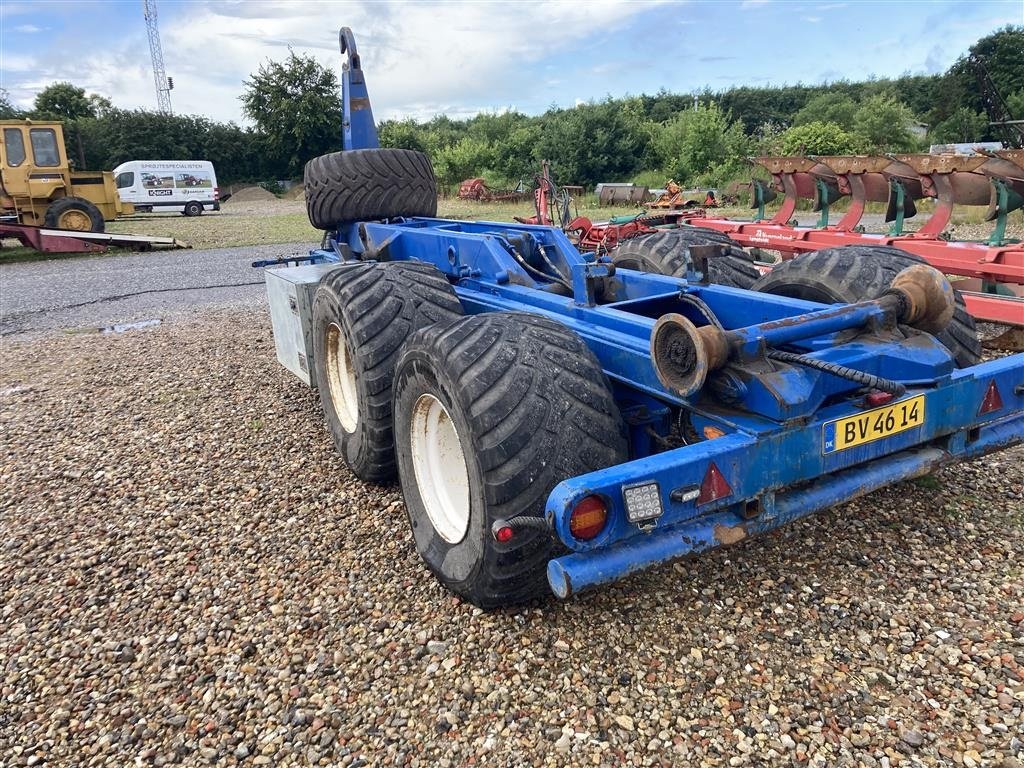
[0,119,127,231]
[0,120,71,203]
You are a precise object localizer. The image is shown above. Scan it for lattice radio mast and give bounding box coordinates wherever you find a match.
[142,0,173,114]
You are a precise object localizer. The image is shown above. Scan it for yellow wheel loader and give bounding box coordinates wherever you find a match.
[0,119,133,233]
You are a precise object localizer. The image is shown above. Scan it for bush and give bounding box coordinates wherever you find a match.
[781,121,863,155]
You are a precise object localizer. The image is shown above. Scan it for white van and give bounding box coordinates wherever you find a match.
[113,160,220,216]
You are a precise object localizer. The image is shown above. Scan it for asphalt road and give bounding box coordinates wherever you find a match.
[0,242,316,336]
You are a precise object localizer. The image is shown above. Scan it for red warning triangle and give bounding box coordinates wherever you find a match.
[978,380,1003,415]
[698,462,732,505]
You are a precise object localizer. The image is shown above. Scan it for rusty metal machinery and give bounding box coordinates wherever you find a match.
[689,152,1024,329]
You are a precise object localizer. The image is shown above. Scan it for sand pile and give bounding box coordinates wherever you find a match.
[283,185,306,201]
[228,185,277,202]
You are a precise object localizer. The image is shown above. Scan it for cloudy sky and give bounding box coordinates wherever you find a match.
[1,0,1021,125]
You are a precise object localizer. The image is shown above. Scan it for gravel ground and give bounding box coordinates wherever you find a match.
[1,312,1023,768]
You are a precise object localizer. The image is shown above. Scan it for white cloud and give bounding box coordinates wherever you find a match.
[14,24,44,33]
[2,0,666,122]
[803,15,822,22]
[740,0,771,7]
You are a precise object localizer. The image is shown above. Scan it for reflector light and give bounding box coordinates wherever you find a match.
[978,380,1004,415]
[569,495,608,541]
[865,391,895,407]
[697,462,732,506]
[495,525,514,543]
[702,425,726,440]
[623,482,664,524]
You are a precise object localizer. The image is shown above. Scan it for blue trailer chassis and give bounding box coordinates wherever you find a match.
[263,27,1024,599]
[281,215,1024,598]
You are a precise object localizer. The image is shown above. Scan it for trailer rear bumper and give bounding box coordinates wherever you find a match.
[548,411,1022,598]
[545,355,1024,598]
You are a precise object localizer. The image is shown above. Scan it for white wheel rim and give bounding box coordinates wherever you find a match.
[324,322,358,433]
[409,393,471,544]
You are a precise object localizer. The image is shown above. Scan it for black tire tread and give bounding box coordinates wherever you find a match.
[43,196,105,233]
[396,312,628,607]
[611,230,759,289]
[751,245,981,367]
[305,148,437,229]
[312,261,462,482]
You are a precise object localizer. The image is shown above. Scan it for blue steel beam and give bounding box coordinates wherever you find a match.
[543,351,1023,552]
[339,27,379,151]
[547,407,1024,598]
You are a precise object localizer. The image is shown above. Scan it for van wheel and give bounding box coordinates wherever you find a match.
[183,201,203,217]
[44,197,105,233]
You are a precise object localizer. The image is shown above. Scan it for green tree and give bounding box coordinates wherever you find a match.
[930,107,989,144]
[88,93,114,118]
[32,82,110,168]
[378,118,428,153]
[533,99,646,188]
[432,136,495,192]
[421,114,467,154]
[240,49,342,177]
[781,121,862,155]
[32,82,97,120]
[653,104,736,183]
[935,26,1023,129]
[71,107,266,183]
[755,120,787,155]
[852,92,918,151]
[1007,89,1024,121]
[793,92,857,130]
[0,89,23,119]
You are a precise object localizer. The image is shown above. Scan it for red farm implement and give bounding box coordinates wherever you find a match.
[457,177,527,203]
[510,154,1023,335]
[689,152,1024,329]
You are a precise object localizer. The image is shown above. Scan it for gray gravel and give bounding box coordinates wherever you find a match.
[0,243,314,336]
[1,311,1022,767]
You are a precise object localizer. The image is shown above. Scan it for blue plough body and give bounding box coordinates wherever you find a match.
[263,28,1024,599]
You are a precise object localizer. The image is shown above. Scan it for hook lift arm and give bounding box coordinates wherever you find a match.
[339,26,379,151]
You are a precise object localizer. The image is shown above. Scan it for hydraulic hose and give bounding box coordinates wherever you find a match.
[766,350,907,396]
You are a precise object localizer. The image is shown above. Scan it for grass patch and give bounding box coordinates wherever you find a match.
[4,195,1019,262]
[108,202,320,250]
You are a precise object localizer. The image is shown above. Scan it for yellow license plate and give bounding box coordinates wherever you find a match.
[823,395,925,454]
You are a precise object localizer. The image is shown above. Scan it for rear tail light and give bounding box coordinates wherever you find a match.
[697,462,732,506]
[978,380,1003,415]
[865,390,895,407]
[214,187,220,200]
[569,496,608,540]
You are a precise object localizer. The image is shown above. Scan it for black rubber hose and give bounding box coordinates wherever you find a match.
[766,350,907,396]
